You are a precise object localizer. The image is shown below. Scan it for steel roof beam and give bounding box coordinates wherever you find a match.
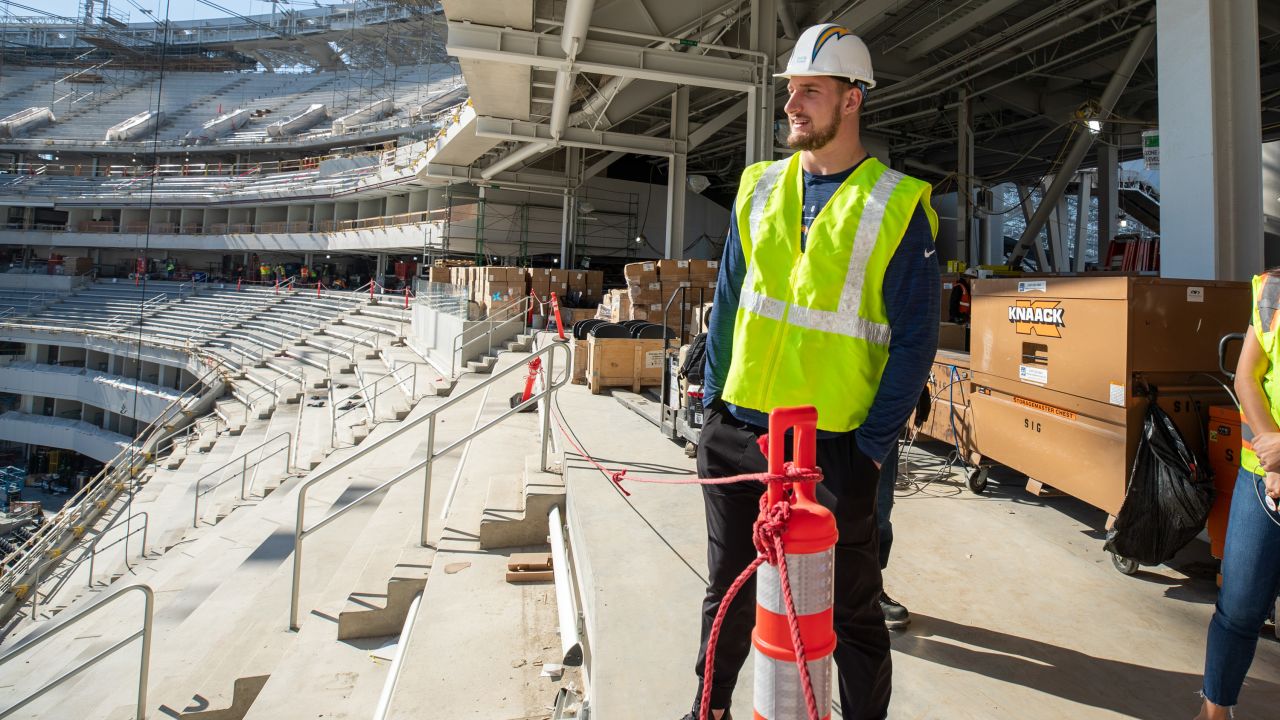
[445,21,758,92]
[904,0,1023,60]
[473,116,680,157]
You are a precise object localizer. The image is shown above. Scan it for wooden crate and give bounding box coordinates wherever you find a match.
[572,339,589,385]
[587,337,668,394]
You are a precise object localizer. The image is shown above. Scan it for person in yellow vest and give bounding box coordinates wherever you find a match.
[1195,272,1280,719]
[682,24,939,720]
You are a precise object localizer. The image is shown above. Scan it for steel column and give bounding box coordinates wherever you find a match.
[1156,0,1263,279]
[666,87,689,261]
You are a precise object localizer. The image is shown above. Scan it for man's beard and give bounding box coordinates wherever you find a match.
[787,106,842,151]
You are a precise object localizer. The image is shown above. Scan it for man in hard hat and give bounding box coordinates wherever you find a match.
[685,23,940,720]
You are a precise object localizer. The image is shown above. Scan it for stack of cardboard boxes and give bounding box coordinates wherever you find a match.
[445,266,605,319]
[595,260,718,341]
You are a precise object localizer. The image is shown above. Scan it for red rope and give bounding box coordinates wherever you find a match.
[550,409,823,720]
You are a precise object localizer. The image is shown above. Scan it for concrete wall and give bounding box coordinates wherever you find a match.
[410,301,468,374]
[409,301,522,375]
[0,411,131,463]
[0,363,181,423]
[0,274,87,291]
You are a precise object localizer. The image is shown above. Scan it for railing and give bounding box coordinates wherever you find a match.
[192,431,293,526]
[85,511,149,588]
[289,340,570,630]
[449,295,534,378]
[0,584,153,720]
[0,342,230,602]
[329,365,417,447]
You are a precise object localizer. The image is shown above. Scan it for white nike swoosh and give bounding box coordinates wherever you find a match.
[924,248,936,258]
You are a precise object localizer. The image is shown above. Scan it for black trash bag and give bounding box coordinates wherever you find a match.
[1104,397,1214,566]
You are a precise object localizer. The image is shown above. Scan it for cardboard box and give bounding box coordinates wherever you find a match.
[938,322,968,352]
[659,259,690,280]
[627,280,663,306]
[550,268,569,283]
[429,266,451,284]
[609,289,631,322]
[688,259,720,282]
[586,336,668,393]
[624,261,658,284]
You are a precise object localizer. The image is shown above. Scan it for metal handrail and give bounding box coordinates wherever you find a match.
[192,431,292,526]
[0,584,153,720]
[330,365,416,446]
[85,511,149,588]
[289,340,570,630]
[331,326,383,363]
[0,345,230,597]
[448,295,533,378]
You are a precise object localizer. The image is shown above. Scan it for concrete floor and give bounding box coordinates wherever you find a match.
[557,382,1280,720]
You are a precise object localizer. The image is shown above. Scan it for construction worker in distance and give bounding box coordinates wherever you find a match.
[685,23,940,720]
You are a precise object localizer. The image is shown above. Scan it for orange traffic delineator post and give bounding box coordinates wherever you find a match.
[753,406,836,720]
[509,357,543,411]
[549,292,567,342]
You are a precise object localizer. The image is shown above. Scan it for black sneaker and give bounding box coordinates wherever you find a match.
[680,711,732,720]
[880,591,911,630]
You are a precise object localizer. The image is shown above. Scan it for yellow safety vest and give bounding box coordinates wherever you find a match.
[722,153,938,433]
[1240,273,1280,475]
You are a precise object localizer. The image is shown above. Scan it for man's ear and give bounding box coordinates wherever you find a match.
[846,86,864,116]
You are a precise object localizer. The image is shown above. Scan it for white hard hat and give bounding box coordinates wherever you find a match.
[776,24,876,89]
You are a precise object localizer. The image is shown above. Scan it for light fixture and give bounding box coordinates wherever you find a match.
[635,233,646,245]
[1119,219,1129,228]
[687,175,710,194]
[578,201,595,215]
[325,254,331,259]
[1087,119,1101,134]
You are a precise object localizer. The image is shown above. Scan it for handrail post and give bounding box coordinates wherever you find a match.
[240,453,249,500]
[542,345,554,472]
[420,415,436,547]
[291,488,305,631]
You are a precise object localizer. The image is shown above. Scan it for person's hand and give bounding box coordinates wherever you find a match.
[1252,432,1280,472]
[1266,472,1280,501]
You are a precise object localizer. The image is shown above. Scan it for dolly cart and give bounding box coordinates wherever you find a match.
[659,286,710,456]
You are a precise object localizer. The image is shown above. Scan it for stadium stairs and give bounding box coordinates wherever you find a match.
[0,289,574,720]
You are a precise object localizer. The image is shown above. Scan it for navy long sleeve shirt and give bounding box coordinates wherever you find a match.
[702,160,941,465]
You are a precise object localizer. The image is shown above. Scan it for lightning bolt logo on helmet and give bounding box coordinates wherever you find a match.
[811,26,852,62]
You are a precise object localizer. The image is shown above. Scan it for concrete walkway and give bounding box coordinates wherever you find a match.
[557,381,1280,720]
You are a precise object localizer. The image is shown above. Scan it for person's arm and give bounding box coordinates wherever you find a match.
[1236,321,1280,498]
[854,207,941,466]
[702,213,745,408]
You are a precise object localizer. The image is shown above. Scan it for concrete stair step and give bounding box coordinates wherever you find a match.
[381,458,572,719]
[337,546,433,641]
[173,674,269,720]
[465,355,497,374]
[479,454,565,550]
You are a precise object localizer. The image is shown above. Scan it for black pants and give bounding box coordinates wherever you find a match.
[692,405,890,719]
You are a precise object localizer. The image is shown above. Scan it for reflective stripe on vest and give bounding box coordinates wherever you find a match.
[738,165,905,345]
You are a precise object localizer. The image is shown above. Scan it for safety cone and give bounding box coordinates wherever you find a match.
[753,406,836,720]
